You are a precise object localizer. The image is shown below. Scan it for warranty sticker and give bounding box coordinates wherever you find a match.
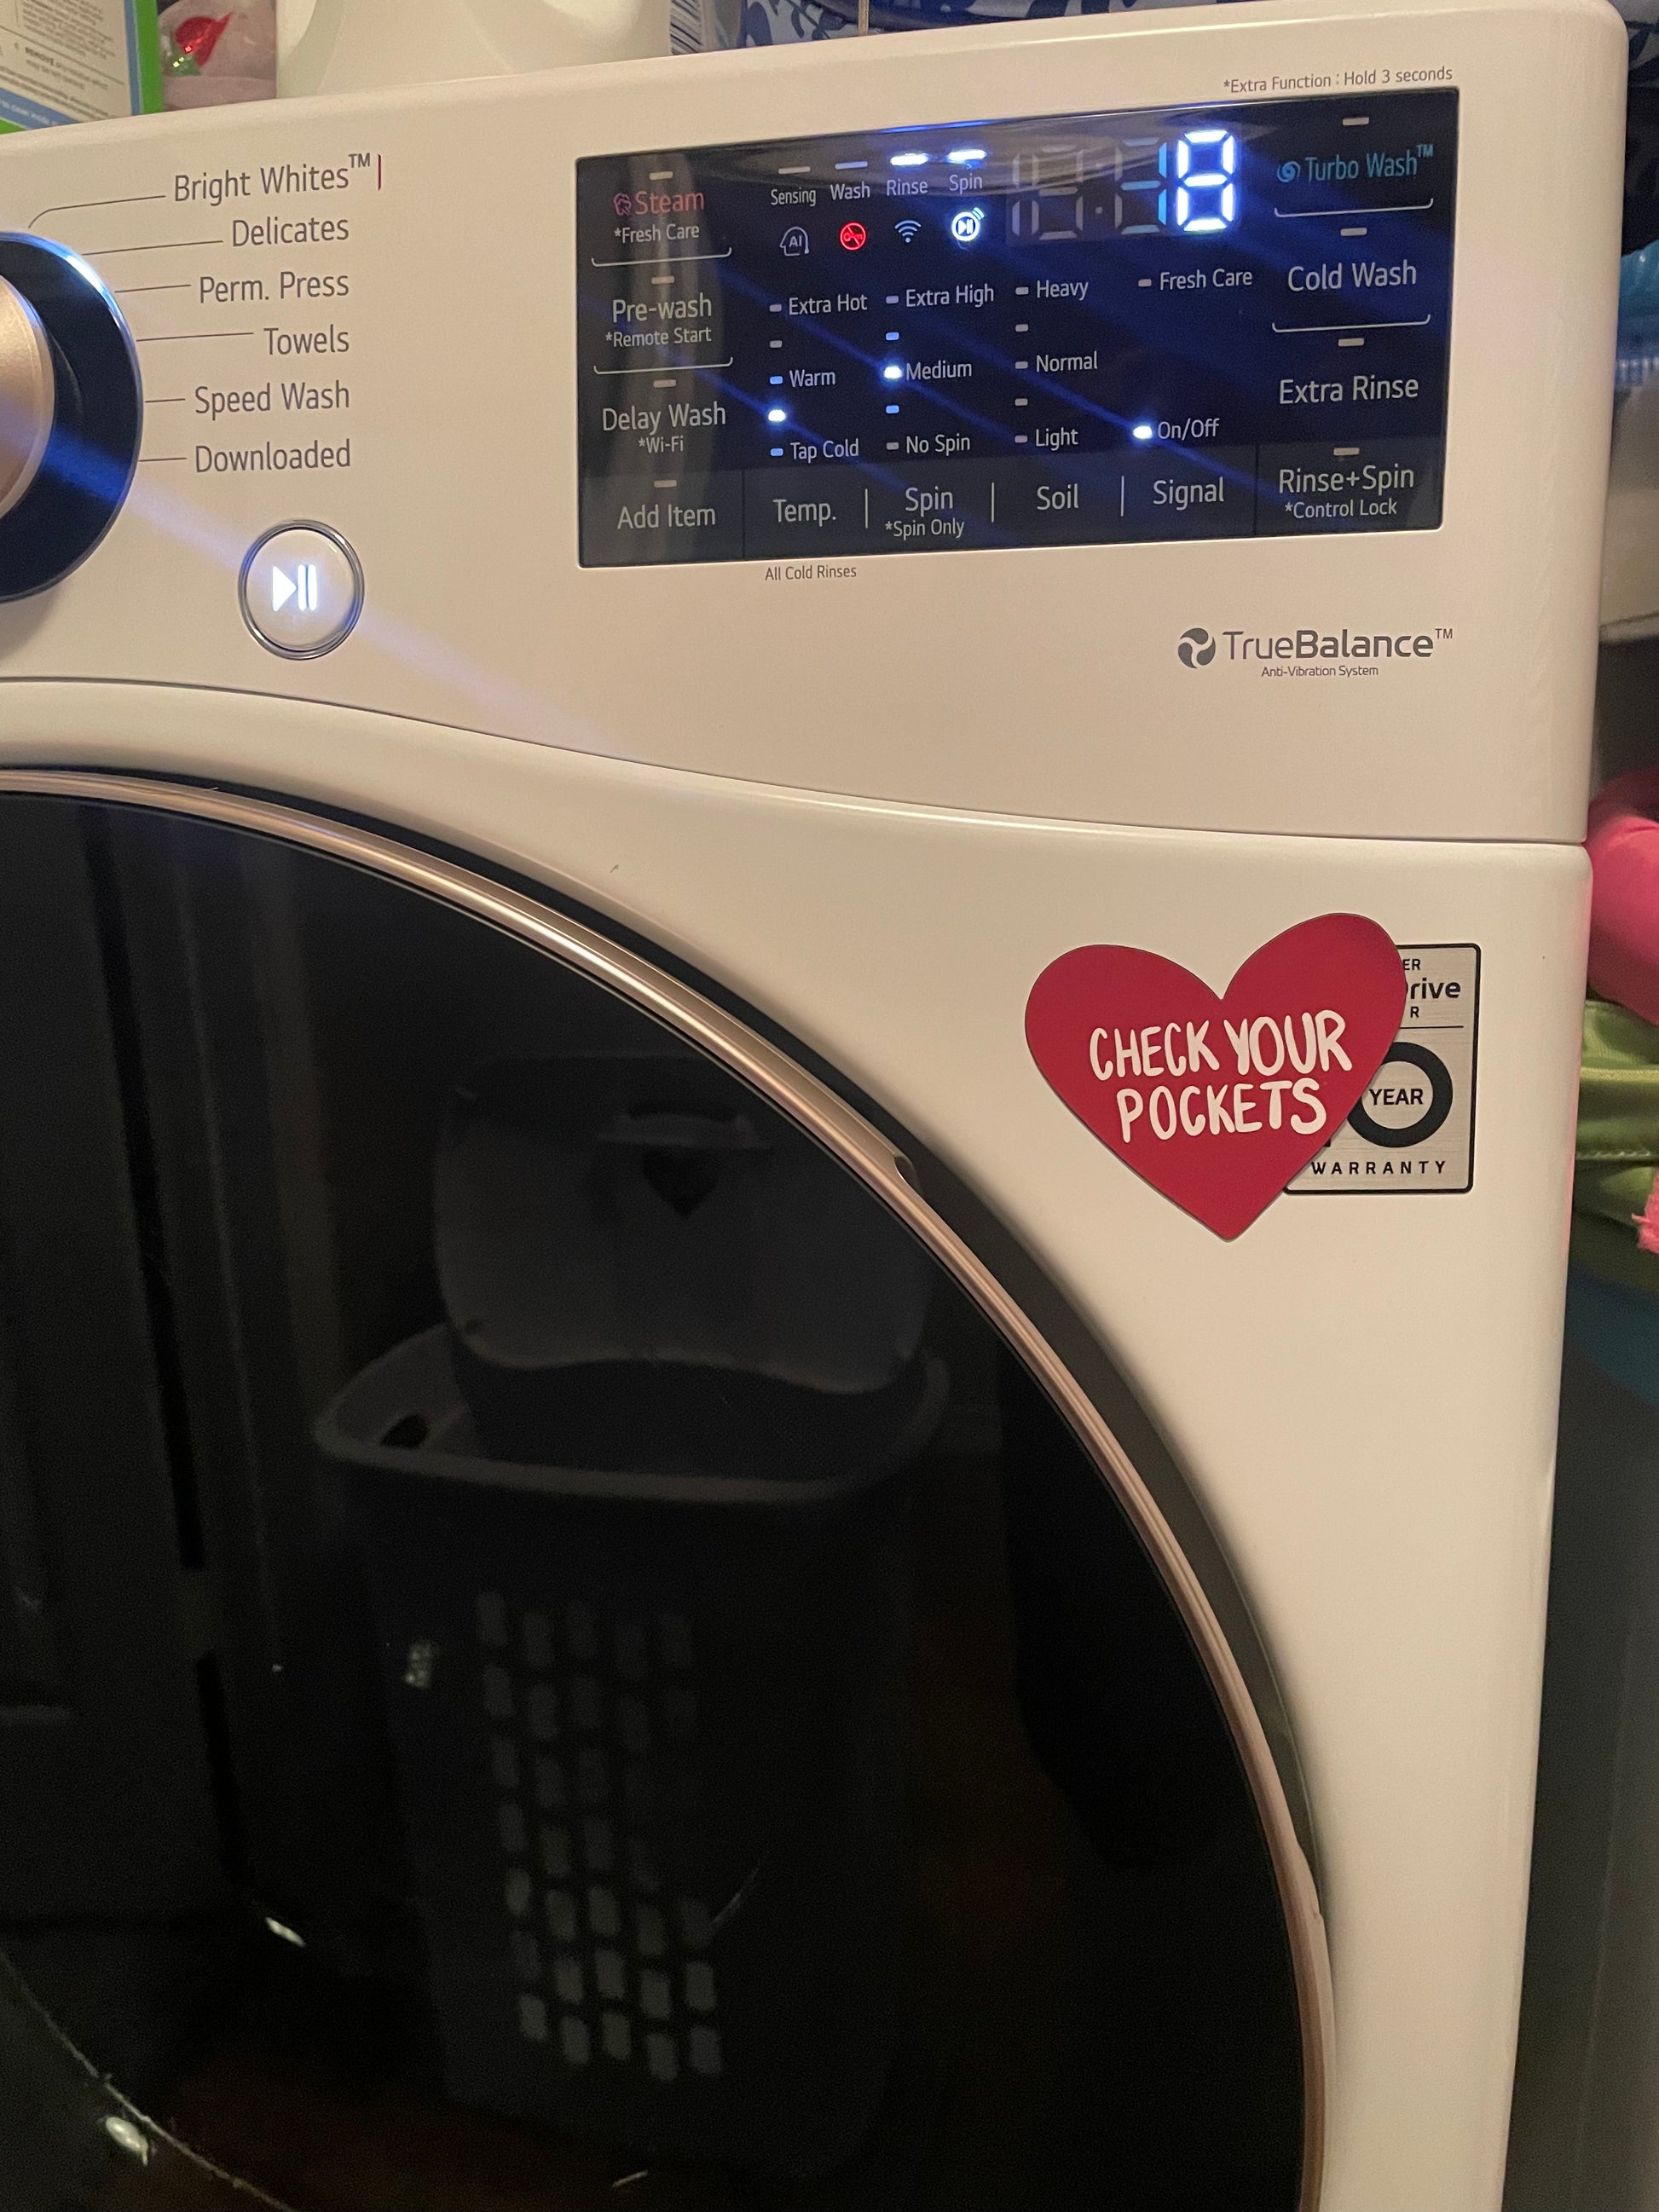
[1289,944,1479,1196]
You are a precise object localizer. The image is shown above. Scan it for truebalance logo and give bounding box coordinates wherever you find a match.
[1176,621,1449,679]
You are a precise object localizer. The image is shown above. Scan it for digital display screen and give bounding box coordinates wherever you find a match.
[575,89,1456,566]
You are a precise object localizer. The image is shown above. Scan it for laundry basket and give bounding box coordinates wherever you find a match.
[318,1053,945,2175]
[435,1054,936,1466]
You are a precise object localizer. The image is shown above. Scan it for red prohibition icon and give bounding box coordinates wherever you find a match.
[839,220,868,251]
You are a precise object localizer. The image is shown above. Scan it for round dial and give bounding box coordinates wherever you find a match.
[0,277,54,522]
[0,235,142,602]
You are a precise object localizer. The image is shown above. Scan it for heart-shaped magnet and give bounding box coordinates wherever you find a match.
[1026,915,1407,1239]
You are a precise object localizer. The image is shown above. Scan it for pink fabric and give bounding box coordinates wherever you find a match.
[1643,1181,1659,1258]
[1587,766,1659,1032]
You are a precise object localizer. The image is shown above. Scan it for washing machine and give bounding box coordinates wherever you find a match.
[0,2,1624,2207]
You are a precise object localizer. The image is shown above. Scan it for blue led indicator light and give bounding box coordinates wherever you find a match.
[890,151,928,168]
[882,363,904,382]
[766,406,787,423]
[1131,422,1155,442]
[945,147,987,165]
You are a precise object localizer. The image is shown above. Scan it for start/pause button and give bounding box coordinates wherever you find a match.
[240,523,362,657]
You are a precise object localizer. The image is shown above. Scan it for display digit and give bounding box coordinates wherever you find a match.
[1116,136,1165,235]
[1009,149,1041,241]
[1173,129,1237,234]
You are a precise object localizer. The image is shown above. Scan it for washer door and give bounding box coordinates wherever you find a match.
[0,787,1317,2212]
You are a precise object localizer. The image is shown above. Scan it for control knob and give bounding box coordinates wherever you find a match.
[0,235,142,601]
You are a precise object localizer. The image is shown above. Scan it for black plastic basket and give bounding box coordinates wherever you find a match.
[436,1055,935,1465]
[318,1326,945,2177]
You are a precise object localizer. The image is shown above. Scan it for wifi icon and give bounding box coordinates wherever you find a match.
[894,218,922,243]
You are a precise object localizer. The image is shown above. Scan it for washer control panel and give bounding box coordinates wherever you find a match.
[0,0,1625,840]
[576,90,1455,567]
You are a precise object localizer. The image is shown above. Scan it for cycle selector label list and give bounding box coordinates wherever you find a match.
[99,151,385,483]
[575,89,1455,565]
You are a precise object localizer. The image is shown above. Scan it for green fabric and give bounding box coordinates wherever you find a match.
[1575,996,1659,1295]
[1570,1211,1659,1300]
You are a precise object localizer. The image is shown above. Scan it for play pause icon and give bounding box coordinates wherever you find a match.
[270,562,318,615]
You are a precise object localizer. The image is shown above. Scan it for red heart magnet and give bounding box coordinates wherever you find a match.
[1026,915,1407,1240]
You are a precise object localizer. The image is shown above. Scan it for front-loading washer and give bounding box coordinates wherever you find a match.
[0,3,1624,2205]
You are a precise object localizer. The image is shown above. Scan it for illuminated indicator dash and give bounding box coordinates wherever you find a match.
[1274,199,1433,219]
[1269,315,1431,333]
[649,168,674,178]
